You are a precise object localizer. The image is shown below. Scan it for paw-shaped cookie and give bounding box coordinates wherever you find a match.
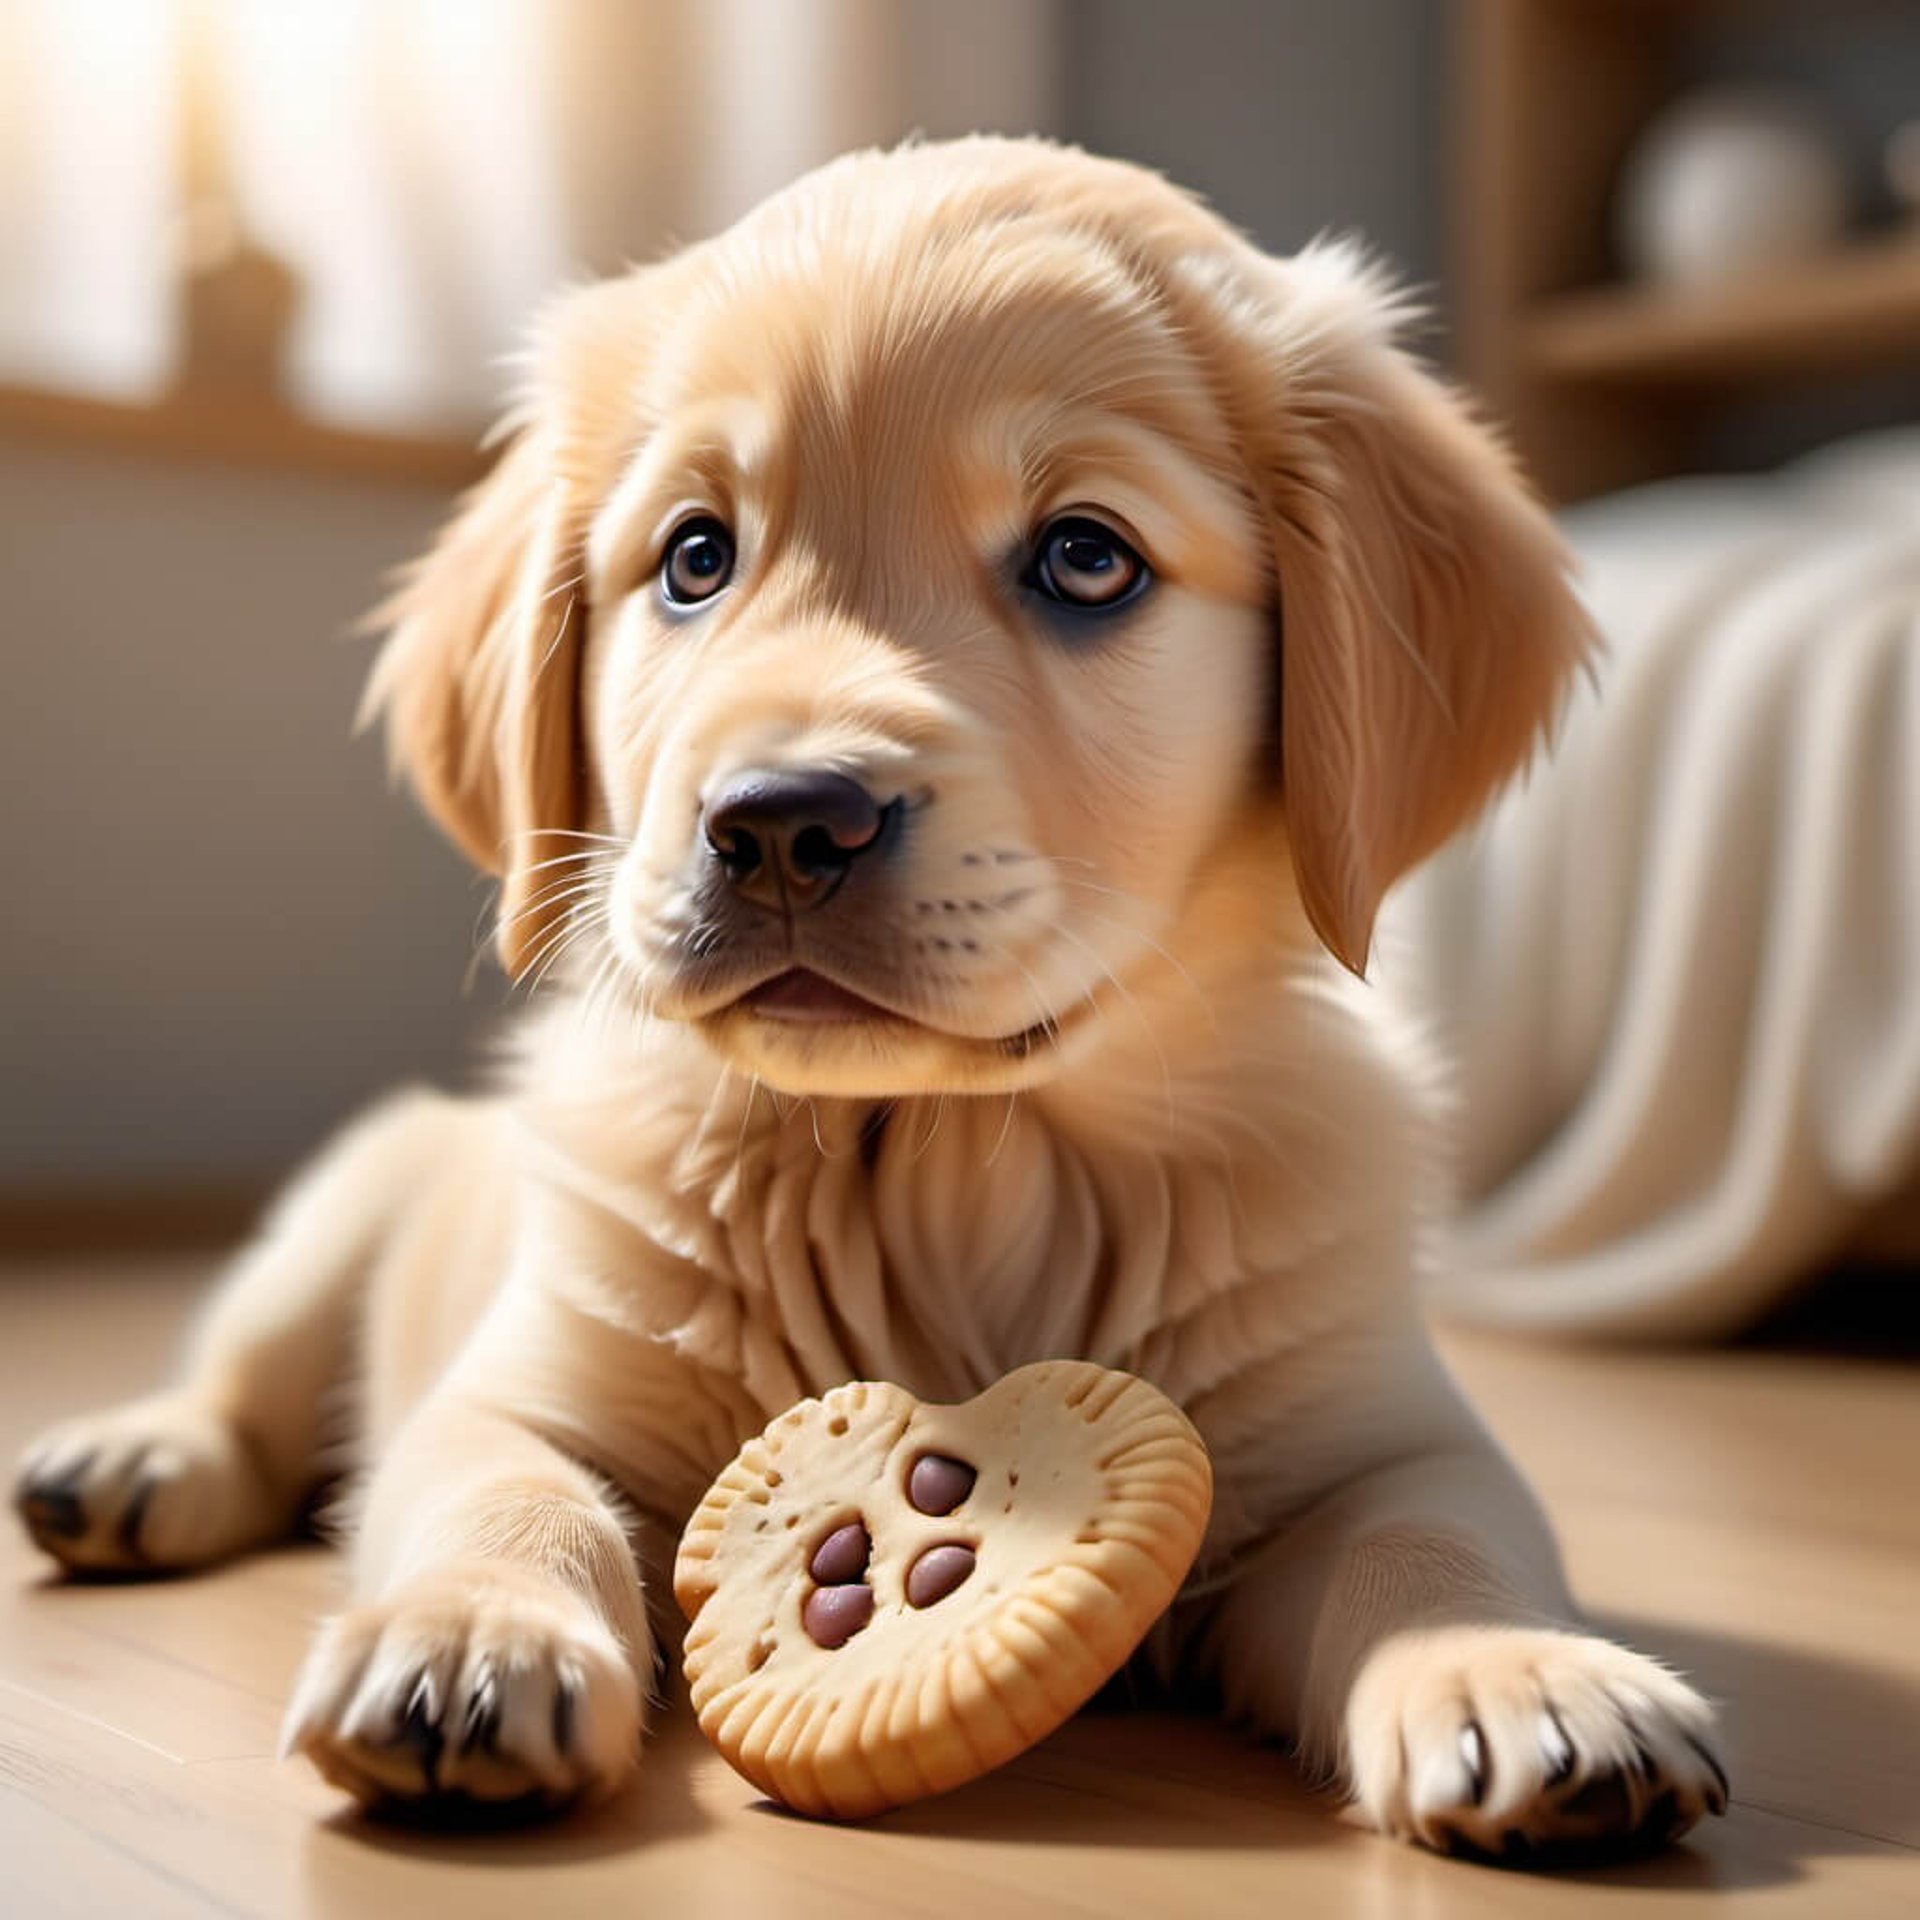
[674,1361,1211,1819]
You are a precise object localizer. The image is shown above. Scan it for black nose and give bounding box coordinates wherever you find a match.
[703,767,887,911]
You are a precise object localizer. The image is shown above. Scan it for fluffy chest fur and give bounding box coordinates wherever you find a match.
[500,972,1440,1548]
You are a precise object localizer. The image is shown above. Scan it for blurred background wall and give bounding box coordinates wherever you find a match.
[1059,0,1443,295]
[3,0,1916,1230]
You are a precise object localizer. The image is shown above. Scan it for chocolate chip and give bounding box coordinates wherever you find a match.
[906,1543,976,1608]
[908,1454,976,1516]
[803,1583,875,1648]
[808,1521,870,1585]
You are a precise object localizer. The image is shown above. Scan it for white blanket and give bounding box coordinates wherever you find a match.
[1381,429,1920,1338]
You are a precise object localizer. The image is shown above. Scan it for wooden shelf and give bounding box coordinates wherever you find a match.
[1522,230,1920,386]
[0,381,487,490]
[1457,1,1920,496]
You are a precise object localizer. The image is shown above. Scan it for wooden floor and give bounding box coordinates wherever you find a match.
[1,1260,1915,1918]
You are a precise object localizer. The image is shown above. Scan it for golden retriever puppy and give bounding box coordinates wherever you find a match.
[15,138,1725,1859]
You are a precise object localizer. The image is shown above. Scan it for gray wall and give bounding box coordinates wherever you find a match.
[1061,0,1445,308]
[0,440,493,1189]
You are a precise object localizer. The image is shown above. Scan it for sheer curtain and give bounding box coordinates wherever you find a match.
[1381,430,1920,1339]
[0,0,1060,433]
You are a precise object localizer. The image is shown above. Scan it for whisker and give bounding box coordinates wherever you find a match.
[909,1091,950,1165]
[689,1060,748,1167]
[498,865,615,924]
[514,846,618,880]
[732,1072,763,1184]
[572,937,624,1041]
[517,898,611,995]
[1048,881,1216,1031]
[520,924,594,998]
[971,935,1066,1050]
[985,1088,1019,1168]
[500,827,628,851]
[1039,917,1177,1127]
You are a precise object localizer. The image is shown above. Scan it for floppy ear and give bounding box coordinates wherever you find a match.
[1204,244,1595,973]
[362,427,586,978]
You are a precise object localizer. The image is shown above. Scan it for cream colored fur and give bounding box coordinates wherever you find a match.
[15,139,1723,1858]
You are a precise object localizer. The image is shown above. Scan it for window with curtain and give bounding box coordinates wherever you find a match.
[0,0,1060,436]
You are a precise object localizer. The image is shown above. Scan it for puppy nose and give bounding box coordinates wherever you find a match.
[703,767,887,911]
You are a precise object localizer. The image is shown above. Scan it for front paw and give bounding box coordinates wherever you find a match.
[1344,1625,1728,1862]
[14,1395,280,1574]
[282,1561,645,1815]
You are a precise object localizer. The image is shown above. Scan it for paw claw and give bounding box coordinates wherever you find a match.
[552,1666,582,1759]
[1344,1625,1727,1864]
[1541,1704,1575,1787]
[1685,1731,1731,1814]
[1560,1765,1635,1827]
[16,1459,93,1543]
[459,1665,502,1755]
[1460,1720,1488,1807]
[397,1678,447,1789]
[284,1564,643,1817]
[114,1471,157,1562]
[13,1401,278,1573]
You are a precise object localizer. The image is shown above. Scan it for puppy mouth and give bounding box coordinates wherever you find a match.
[741,968,908,1026]
[720,965,1063,1058]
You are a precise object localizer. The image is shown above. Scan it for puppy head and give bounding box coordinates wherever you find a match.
[369,139,1590,1097]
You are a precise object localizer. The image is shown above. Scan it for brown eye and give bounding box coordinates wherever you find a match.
[660,516,735,607]
[1030,515,1149,611]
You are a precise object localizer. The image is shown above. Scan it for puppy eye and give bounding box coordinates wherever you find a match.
[1029,515,1149,611]
[659,516,735,607]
